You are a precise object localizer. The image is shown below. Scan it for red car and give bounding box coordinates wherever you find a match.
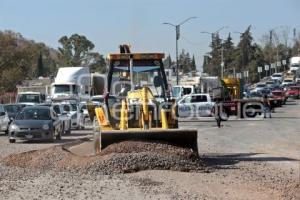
[271,90,286,106]
[286,86,300,99]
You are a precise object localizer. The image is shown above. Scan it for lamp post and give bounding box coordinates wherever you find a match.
[201,26,228,78]
[163,17,196,85]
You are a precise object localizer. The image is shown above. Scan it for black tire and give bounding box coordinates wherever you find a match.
[245,107,257,118]
[5,130,9,135]
[65,129,71,135]
[9,138,16,143]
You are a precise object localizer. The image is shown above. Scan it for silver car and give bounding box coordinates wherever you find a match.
[9,106,62,143]
[0,104,10,134]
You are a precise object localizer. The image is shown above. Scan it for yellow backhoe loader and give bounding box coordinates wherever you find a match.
[87,46,198,154]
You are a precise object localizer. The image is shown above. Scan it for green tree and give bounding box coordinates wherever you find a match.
[163,54,173,68]
[191,55,196,71]
[58,34,95,66]
[203,33,222,76]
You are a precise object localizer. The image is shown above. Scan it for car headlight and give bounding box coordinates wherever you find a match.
[42,124,49,130]
[71,113,77,119]
[10,124,20,131]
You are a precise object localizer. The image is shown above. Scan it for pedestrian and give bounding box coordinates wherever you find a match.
[262,95,272,118]
[214,100,222,128]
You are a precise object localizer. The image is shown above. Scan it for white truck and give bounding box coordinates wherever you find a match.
[177,93,214,117]
[16,92,46,106]
[289,56,300,74]
[16,78,52,105]
[51,67,91,102]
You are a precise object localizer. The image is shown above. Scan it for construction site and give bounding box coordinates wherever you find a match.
[0,47,299,200]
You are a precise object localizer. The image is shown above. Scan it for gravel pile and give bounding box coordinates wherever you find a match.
[2,141,206,175]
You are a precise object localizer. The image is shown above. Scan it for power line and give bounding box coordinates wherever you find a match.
[180,34,206,46]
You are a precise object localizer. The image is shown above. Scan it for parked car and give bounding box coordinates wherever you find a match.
[4,104,27,121]
[0,104,10,134]
[8,106,62,143]
[177,93,215,118]
[40,103,71,134]
[286,86,300,99]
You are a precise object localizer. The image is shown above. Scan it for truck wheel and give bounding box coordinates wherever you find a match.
[245,106,257,118]
[66,129,71,135]
[9,138,16,143]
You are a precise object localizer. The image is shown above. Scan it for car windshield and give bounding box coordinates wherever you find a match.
[172,87,181,98]
[284,80,293,83]
[272,92,282,96]
[16,108,51,120]
[273,74,282,77]
[4,105,24,113]
[17,94,40,103]
[54,85,78,94]
[257,84,265,88]
[91,97,104,102]
[109,59,165,98]
[0,105,4,112]
[183,88,192,95]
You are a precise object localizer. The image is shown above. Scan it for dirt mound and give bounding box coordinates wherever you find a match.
[2,141,206,175]
[282,183,300,200]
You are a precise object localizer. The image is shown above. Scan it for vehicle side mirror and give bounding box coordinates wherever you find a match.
[0,112,6,116]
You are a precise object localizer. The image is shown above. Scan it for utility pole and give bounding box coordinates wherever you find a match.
[163,17,196,85]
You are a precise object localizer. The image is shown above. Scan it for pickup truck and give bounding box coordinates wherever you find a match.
[177,93,214,118]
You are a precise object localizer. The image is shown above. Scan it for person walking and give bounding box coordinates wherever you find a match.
[214,100,222,128]
[262,95,272,118]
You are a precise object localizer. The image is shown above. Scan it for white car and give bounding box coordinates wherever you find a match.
[281,79,294,87]
[177,94,214,118]
[271,73,283,83]
[0,104,10,134]
[252,83,266,92]
[79,102,89,125]
[61,102,84,130]
[52,104,71,134]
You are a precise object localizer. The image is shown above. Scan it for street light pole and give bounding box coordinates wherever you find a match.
[163,17,196,85]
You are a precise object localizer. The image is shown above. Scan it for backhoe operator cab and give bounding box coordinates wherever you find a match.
[108,53,169,100]
[105,53,171,125]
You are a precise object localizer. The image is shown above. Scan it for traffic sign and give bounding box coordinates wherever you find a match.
[264,65,269,71]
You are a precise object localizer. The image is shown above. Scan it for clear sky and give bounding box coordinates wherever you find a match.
[1,0,300,70]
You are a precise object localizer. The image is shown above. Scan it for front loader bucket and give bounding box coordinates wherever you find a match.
[99,129,198,154]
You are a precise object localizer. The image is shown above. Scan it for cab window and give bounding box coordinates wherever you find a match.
[191,95,207,103]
